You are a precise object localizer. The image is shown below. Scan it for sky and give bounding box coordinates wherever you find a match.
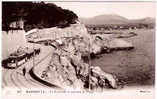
[50,2,155,19]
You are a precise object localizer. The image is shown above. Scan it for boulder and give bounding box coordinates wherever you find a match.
[91,66,118,89]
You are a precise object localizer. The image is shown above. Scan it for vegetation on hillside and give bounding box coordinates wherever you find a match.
[2,2,78,31]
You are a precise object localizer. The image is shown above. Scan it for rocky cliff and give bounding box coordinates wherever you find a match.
[35,23,118,91]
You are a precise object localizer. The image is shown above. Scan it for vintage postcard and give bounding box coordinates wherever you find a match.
[1,1,156,99]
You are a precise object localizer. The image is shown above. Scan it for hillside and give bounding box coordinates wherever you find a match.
[2,2,78,31]
[130,17,155,24]
[79,14,155,25]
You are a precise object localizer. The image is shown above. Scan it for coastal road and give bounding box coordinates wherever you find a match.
[2,44,53,90]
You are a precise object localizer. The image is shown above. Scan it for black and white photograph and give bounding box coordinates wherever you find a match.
[1,1,156,99]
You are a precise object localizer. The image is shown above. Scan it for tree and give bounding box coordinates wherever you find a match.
[2,2,78,31]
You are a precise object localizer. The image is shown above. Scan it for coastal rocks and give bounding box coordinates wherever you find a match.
[47,50,85,89]
[90,66,118,89]
[91,34,134,51]
[30,23,127,90]
[41,36,118,90]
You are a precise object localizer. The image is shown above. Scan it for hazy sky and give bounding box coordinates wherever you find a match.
[51,2,155,19]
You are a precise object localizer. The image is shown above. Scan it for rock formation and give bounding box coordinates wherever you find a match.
[41,36,118,90]
[26,23,133,90]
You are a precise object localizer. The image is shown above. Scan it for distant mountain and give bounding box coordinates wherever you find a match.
[79,14,155,25]
[130,17,155,24]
